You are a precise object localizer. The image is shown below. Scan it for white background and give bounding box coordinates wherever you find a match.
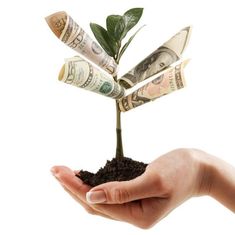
[0,0,234,234]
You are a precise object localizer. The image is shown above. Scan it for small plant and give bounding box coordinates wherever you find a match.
[90,8,144,159]
[46,8,190,186]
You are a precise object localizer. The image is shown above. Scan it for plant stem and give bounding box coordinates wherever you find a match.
[115,100,124,158]
[113,75,124,158]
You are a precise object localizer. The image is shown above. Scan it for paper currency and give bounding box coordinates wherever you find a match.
[58,56,125,99]
[118,26,192,88]
[118,60,189,112]
[46,11,118,76]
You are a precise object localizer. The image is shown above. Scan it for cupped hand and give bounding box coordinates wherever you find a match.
[51,149,211,229]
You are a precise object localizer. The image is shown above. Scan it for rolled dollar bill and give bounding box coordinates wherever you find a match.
[58,56,125,99]
[118,26,192,88]
[45,11,118,76]
[118,60,189,112]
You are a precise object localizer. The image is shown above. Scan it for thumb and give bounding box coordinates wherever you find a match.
[86,172,158,204]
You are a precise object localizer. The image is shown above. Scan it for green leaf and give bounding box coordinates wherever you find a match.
[118,25,145,60]
[90,23,117,57]
[120,8,143,40]
[106,15,123,41]
[106,8,144,43]
[90,8,144,61]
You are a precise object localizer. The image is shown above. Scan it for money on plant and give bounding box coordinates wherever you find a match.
[45,11,118,76]
[118,60,189,112]
[118,26,192,88]
[58,56,125,99]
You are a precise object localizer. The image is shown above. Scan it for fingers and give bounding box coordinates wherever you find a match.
[91,201,140,224]
[51,165,90,202]
[51,166,116,220]
[61,183,93,212]
[62,185,115,220]
[50,166,170,228]
[86,170,163,204]
[90,198,169,229]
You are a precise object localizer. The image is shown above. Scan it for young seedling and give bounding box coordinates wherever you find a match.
[79,8,147,186]
[46,7,190,186]
[90,8,144,159]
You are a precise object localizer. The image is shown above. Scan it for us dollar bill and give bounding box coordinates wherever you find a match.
[58,56,125,99]
[118,26,192,88]
[118,60,189,112]
[46,11,118,76]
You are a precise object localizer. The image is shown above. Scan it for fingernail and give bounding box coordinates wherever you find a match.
[51,167,56,175]
[86,190,106,204]
[50,167,59,177]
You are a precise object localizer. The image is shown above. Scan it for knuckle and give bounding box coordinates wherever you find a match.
[148,170,173,196]
[173,148,194,159]
[111,187,130,204]
[150,173,165,191]
[159,179,172,196]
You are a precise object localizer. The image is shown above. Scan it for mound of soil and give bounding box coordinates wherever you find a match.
[76,157,148,187]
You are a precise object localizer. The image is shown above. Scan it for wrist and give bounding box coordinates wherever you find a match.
[194,149,235,212]
[193,149,215,196]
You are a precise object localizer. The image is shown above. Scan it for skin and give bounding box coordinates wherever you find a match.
[51,148,235,229]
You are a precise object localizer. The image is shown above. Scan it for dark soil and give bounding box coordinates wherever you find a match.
[76,157,148,187]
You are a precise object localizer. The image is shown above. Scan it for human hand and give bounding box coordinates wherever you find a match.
[51,148,235,229]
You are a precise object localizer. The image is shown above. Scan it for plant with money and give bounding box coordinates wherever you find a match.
[46,8,191,186]
[89,8,144,158]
